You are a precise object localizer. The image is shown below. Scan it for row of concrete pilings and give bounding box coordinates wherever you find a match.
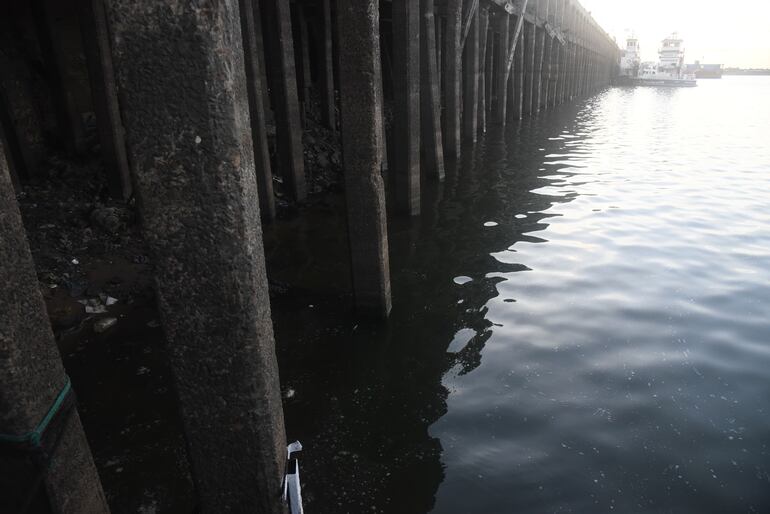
[0,0,618,512]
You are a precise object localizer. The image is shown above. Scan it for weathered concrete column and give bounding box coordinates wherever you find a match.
[482,12,493,128]
[541,34,553,109]
[240,0,276,220]
[78,0,132,201]
[0,39,47,179]
[337,0,392,318]
[551,42,561,108]
[393,0,421,216]
[1,140,109,514]
[491,13,509,124]
[551,0,562,107]
[320,0,336,130]
[462,5,479,143]
[579,46,588,97]
[40,0,89,155]
[540,1,553,110]
[262,0,306,201]
[556,41,565,104]
[442,0,462,160]
[579,17,588,97]
[533,17,546,113]
[523,21,536,116]
[297,3,313,125]
[580,45,586,97]
[0,125,20,190]
[571,44,579,99]
[568,42,578,101]
[477,7,489,135]
[567,8,577,101]
[575,45,582,98]
[420,0,445,180]
[562,41,570,102]
[103,2,287,511]
[571,44,580,100]
[512,27,524,120]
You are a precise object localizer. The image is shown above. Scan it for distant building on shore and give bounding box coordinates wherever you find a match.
[723,68,770,76]
[685,61,723,79]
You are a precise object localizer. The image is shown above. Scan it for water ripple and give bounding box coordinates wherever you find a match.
[432,78,770,513]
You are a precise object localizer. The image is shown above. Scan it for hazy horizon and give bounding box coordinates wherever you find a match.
[579,0,770,68]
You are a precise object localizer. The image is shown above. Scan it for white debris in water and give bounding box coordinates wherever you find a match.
[453,276,472,285]
[94,317,118,333]
[195,136,202,144]
[285,388,296,399]
[483,221,499,227]
[138,500,159,514]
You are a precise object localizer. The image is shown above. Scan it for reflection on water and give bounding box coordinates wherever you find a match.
[266,77,770,513]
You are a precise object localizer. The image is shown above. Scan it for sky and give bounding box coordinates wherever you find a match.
[579,0,770,68]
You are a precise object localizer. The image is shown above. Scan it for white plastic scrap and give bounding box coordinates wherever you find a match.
[78,295,118,314]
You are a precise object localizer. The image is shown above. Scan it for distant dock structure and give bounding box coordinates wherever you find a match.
[686,61,724,78]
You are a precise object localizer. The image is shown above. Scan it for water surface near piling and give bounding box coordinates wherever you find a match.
[270,76,770,513]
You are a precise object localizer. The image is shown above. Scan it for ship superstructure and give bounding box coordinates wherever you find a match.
[617,33,697,87]
[657,33,686,76]
[619,36,641,78]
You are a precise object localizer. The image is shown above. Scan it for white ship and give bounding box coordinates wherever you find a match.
[617,33,697,87]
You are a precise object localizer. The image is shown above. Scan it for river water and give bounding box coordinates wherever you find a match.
[268,76,770,513]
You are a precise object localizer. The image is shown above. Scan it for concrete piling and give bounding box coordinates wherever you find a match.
[77,0,132,201]
[320,0,336,130]
[297,3,313,125]
[462,4,480,143]
[421,0,446,180]
[542,34,552,109]
[239,0,276,221]
[533,6,546,113]
[523,21,536,116]
[262,0,306,202]
[512,28,524,120]
[539,1,552,110]
[442,0,463,160]
[102,1,287,511]
[1,139,109,514]
[0,39,47,179]
[477,7,490,135]
[337,0,392,319]
[393,0,421,216]
[491,14,509,124]
[39,0,89,155]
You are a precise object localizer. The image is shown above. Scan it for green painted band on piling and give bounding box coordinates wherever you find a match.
[0,377,72,449]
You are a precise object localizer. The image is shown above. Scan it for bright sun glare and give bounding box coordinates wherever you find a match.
[579,0,770,68]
